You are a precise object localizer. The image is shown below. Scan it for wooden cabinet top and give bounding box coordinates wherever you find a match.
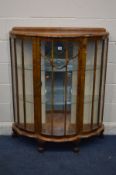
[10,27,109,38]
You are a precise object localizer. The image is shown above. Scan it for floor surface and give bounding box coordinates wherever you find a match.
[0,135,116,175]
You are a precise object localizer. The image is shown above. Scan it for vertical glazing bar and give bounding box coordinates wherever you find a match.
[10,37,16,122]
[97,39,105,125]
[64,42,68,135]
[21,40,26,129]
[91,40,98,129]
[76,38,87,133]
[51,40,54,135]
[101,37,109,122]
[14,38,20,124]
[33,38,41,133]
[37,39,42,133]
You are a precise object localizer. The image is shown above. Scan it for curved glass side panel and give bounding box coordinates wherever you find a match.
[83,40,95,131]
[99,39,108,124]
[93,40,103,128]
[10,38,18,124]
[16,39,24,129]
[24,40,34,131]
[83,39,104,131]
[16,39,34,132]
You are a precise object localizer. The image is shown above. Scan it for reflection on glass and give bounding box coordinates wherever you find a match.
[93,40,102,128]
[11,38,18,123]
[24,40,34,131]
[41,41,78,136]
[16,40,24,128]
[83,40,95,130]
[99,39,108,124]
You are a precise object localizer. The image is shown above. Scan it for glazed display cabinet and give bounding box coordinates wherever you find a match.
[10,27,109,151]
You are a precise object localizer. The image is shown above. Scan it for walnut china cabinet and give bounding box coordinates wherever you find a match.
[10,27,109,151]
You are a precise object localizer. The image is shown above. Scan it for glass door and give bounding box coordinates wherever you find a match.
[41,39,79,136]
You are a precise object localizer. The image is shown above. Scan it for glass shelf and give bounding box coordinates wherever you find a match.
[19,94,33,103]
[19,94,99,104]
[17,65,33,70]
[17,63,100,72]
